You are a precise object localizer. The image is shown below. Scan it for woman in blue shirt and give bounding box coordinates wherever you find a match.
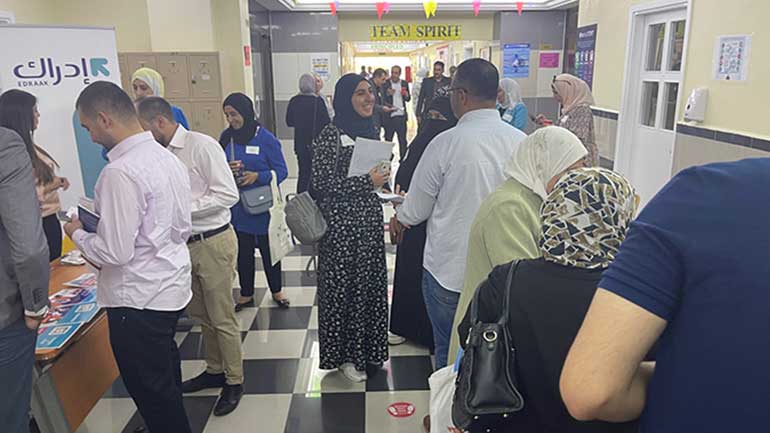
[497,78,528,132]
[219,93,290,311]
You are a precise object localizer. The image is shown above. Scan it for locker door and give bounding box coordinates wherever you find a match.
[189,54,222,100]
[193,101,226,139]
[168,100,193,129]
[118,54,131,93]
[125,54,158,77]
[157,54,191,99]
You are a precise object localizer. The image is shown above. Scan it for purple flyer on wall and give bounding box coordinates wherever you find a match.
[576,24,598,89]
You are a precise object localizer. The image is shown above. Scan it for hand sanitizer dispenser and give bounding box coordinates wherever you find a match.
[684,87,708,122]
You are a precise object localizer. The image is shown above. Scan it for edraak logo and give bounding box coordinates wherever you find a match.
[13,57,110,87]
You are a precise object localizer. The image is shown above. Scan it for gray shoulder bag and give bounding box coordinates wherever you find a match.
[231,128,274,215]
[285,128,342,244]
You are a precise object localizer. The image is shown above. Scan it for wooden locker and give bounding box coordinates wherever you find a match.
[193,101,226,139]
[157,54,191,99]
[117,54,131,93]
[189,54,222,100]
[125,54,158,79]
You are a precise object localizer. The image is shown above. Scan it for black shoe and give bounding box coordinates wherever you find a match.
[365,362,383,378]
[234,299,255,313]
[213,384,244,416]
[272,296,291,309]
[181,371,226,393]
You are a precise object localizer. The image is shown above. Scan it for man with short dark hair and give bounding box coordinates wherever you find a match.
[415,61,451,127]
[137,97,244,416]
[370,68,394,136]
[0,127,50,433]
[65,81,193,433]
[382,65,411,159]
[394,59,525,368]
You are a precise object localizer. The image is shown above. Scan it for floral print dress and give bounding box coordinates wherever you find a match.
[311,124,389,371]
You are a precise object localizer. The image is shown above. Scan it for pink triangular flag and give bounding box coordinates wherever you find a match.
[517,1,524,16]
[329,1,337,15]
[376,2,386,19]
[384,2,391,13]
[473,0,481,16]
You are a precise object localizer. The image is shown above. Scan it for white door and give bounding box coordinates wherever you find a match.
[618,9,687,205]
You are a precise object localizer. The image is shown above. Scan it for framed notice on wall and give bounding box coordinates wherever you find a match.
[713,35,751,81]
[503,43,530,79]
[310,54,331,81]
[576,24,598,89]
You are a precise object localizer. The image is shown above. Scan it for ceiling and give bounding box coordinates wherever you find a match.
[251,0,578,12]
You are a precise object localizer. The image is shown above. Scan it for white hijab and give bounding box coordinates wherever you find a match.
[499,78,523,109]
[505,126,588,200]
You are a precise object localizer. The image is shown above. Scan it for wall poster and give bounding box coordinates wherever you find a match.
[576,24,597,89]
[503,43,530,79]
[713,35,751,81]
[310,53,331,81]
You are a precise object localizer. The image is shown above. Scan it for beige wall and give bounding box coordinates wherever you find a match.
[0,0,252,96]
[580,0,770,139]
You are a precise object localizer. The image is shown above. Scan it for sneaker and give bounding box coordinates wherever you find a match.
[213,384,244,416]
[388,332,406,345]
[339,363,367,382]
[181,371,226,393]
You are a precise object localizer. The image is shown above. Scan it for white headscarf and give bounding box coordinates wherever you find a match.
[504,126,588,200]
[499,78,523,109]
[299,73,316,95]
[131,67,164,97]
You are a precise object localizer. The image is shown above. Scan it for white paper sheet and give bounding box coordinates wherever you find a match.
[376,192,405,204]
[347,138,394,178]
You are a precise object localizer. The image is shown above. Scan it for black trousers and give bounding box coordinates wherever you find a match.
[384,116,408,160]
[42,213,62,262]
[107,308,191,433]
[296,151,312,196]
[236,231,283,297]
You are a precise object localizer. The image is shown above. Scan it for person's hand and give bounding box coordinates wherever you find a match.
[25,315,43,331]
[229,160,243,176]
[387,88,396,96]
[238,171,259,186]
[60,177,70,191]
[369,166,389,188]
[535,114,553,126]
[389,215,405,245]
[383,106,396,113]
[64,215,83,238]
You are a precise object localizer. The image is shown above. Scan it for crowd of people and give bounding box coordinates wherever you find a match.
[0,54,767,433]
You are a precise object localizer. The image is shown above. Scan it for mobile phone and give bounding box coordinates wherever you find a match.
[56,210,72,223]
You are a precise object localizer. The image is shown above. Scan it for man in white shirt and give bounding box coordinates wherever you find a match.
[65,82,193,433]
[136,97,244,416]
[394,59,526,368]
[382,65,411,159]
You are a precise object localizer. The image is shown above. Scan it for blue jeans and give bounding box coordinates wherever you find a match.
[422,270,460,369]
[0,319,36,433]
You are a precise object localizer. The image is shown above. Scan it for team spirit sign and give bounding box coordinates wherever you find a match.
[370,24,462,41]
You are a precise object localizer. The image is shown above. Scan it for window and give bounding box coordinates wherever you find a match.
[663,82,679,131]
[641,81,659,127]
[645,23,665,71]
[667,20,686,71]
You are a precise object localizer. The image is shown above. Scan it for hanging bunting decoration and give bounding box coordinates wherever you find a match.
[329,1,337,16]
[376,2,389,20]
[423,1,438,19]
[473,0,481,16]
[517,2,524,16]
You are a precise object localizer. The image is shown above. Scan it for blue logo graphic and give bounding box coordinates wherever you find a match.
[13,57,111,87]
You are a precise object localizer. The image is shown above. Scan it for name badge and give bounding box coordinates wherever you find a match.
[246,146,260,155]
[341,135,356,147]
[502,113,513,122]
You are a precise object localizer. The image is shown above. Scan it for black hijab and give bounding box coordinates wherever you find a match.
[396,97,458,191]
[332,73,377,140]
[220,92,260,147]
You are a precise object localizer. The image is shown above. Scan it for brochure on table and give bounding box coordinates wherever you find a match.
[36,273,99,351]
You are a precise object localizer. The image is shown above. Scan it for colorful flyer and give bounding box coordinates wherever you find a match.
[64,272,97,288]
[503,43,531,79]
[576,24,598,89]
[37,323,84,350]
[539,52,561,68]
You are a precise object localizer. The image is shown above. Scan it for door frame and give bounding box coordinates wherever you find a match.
[614,0,693,176]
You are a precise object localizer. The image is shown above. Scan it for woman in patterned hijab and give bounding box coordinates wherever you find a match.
[540,167,638,269]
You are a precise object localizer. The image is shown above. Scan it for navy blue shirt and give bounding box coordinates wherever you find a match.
[600,158,770,433]
[224,127,288,235]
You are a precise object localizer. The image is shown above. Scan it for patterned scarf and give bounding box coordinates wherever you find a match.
[540,168,638,269]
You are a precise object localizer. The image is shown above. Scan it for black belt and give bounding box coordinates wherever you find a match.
[187,224,230,244]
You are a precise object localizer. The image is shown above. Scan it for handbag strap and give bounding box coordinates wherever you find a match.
[269,170,282,205]
[470,260,520,326]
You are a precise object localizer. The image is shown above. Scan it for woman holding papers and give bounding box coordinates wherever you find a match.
[388,97,457,348]
[0,89,69,261]
[219,93,291,312]
[311,73,390,383]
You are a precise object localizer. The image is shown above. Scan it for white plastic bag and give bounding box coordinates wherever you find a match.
[429,365,460,433]
[267,172,293,265]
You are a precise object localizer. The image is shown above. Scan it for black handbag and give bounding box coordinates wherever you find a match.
[452,260,525,432]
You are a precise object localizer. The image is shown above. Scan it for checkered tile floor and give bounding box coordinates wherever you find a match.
[75,181,434,433]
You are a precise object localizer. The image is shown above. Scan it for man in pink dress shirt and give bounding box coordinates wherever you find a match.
[65,81,193,433]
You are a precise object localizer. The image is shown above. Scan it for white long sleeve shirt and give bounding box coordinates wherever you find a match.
[397,109,526,292]
[73,132,193,311]
[167,126,239,234]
